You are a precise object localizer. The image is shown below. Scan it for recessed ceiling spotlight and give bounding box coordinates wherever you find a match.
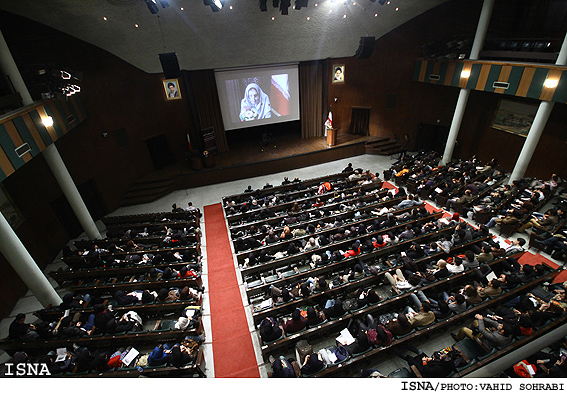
[180,7,184,10]
[395,7,398,11]
[307,16,310,20]
[229,5,233,9]
[103,16,107,20]
[315,3,318,6]
[134,23,139,27]
[343,14,346,18]
[272,16,275,20]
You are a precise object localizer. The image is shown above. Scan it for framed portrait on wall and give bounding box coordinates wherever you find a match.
[163,79,182,100]
[491,99,537,137]
[332,65,345,84]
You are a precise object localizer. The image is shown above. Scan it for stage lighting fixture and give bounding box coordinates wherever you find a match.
[145,0,159,14]
[273,0,280,7]
[159,0,169,8]
[259,0,268,11]
[280,0,290,14]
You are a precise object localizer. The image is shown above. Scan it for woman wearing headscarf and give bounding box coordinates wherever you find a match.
[239,83,272,121]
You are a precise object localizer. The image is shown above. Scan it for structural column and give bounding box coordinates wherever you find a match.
[43,144,102,240]
[0,29,33,106]
[508,32,567,183]
[441,0,495,164]
[0,212,62,307]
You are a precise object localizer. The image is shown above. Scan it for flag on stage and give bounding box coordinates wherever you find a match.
[324,108,332,131]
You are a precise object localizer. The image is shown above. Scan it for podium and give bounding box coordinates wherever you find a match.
[327,128,337,147]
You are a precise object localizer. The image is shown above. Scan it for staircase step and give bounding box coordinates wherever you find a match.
[129,179,174,191]
[365,140,397,149]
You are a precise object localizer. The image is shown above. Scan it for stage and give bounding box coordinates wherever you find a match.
[120,133,372,206]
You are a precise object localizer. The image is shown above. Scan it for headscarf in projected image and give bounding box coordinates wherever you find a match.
[240,83,272,121]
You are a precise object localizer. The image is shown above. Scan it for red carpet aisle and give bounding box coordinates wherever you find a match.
[204,203,260,378]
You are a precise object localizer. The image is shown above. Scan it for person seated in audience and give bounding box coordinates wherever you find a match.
[262,229,279,245]
[305,306,325,327]
[292,226,307,237]
[517,209,559,233]
[396,194,423,210]
[394,344,455,378]
[477,278,502,299]
[463,250,480,269]
[451,313,513,351]
[323,297,346,319]
[300,353,325,375]
[8,313,40,341]
[435,234,453,254]
[302,237,320,252]
[269,356,297,377]
[384,268,414,293]
[476,245,494,263]
[446,256,465,274]
[354,288,380,308]
[259,316,283,343]
[38,350,73,375]
[269,285,293,304]
[461,284,482,306]
[344,320,372,356]
[114,290,139,306]
[147,343,174,366]
[426,260,450,280]
[385,311,413,337]
[405,292,436,328]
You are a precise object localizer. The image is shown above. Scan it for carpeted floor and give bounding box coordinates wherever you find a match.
[204,203,260,378]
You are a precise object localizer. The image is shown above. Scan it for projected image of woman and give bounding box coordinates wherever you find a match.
[239,83,271,121]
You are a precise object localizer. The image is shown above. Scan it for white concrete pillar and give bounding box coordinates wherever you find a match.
[508,32,567,183]
[0,29,33,106]
[43,144,102,240]
[441,88,470,165]
[0,212,61,307]
[441,0,495,164]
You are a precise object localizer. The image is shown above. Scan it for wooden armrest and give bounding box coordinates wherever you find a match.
[410,364,422,377]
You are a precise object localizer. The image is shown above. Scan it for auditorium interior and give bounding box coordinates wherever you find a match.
[1,0,567,380]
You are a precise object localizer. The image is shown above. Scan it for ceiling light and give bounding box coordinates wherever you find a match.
[144,0,159,14]
[134,23,139,27]
[42,116,54,127]
[544,78,558,89]
[103,16,107,20]
[461,70,471,79]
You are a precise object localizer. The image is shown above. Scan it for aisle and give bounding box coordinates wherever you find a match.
[204,203,260,378]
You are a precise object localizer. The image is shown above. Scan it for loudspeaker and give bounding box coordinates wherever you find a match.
[158,52,180,79]
[355,37,375,59]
